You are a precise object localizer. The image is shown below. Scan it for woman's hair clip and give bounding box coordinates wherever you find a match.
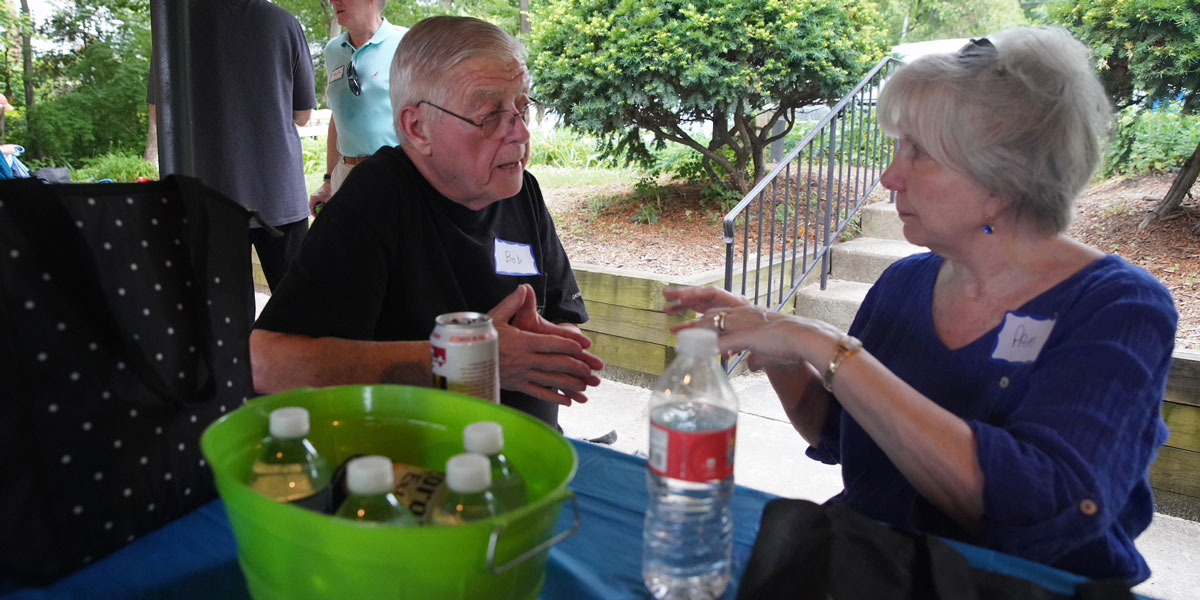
[956,37,997,65]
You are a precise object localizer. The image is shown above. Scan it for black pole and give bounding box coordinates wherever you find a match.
[150,0,195,177]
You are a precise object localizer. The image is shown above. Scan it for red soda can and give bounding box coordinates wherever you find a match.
[430,312,499,403]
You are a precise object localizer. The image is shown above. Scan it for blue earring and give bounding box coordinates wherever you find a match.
[982,224,994,235]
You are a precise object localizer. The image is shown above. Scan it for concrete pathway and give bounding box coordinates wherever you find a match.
[559,372,1200,600]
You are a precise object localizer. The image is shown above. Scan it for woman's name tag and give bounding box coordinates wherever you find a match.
[992,312,1055,364]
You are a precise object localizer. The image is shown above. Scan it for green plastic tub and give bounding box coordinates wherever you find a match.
[200,385,578,600]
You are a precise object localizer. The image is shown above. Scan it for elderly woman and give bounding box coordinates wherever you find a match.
[665,27,1176,583]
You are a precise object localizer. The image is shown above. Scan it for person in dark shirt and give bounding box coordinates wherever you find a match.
[148,0,315,291]
[251,16,603,427]
[663,27,1176,582]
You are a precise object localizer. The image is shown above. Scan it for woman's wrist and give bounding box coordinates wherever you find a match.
[823,335,863,392]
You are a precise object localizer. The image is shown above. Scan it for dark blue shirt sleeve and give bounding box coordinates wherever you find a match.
[968,277,1175,562]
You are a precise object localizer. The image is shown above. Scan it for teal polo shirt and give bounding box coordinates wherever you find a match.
[324,20,407,158]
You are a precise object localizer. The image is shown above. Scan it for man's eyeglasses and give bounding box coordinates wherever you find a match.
[417,99,539,138]
[347,60,361,97]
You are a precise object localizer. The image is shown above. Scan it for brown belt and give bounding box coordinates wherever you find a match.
[342,155,368,166]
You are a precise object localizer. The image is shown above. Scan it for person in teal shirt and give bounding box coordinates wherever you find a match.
[308,0,406,215]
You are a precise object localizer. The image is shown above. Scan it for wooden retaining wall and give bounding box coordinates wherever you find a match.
[1154,349,1200,519]
[573,260,801,386]
[572,264,713,387]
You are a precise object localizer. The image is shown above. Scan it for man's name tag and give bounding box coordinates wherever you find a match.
[494,239,539,276]
[991,312,1055,364]
[329,66,345,83]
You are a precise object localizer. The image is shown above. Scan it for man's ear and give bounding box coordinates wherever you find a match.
[397,105,434,156]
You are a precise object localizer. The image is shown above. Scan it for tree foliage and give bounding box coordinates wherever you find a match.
[1055,0,1198,113]
[876,0,1029,44]
[0,0,151,163]
[1055,0,1200,230]
[37,1,150,162]
[530,0,890,194]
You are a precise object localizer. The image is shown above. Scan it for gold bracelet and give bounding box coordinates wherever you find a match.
[823,335,863,392]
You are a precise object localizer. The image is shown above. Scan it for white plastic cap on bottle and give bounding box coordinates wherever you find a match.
[676,327,719,356]
[344,455,396,496]
[463,422,504,456]
[445,453,492,494]
[268,407,310,439]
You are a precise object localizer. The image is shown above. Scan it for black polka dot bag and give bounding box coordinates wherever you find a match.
[0,175,257,582]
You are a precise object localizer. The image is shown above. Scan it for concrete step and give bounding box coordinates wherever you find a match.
[828,237,926,285]
[860,201,906,241]
[794,279,873,332]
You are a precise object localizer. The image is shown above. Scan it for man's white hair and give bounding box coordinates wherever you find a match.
[389,16,528,146]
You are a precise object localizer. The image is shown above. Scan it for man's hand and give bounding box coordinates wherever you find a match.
[309,181,332,216]
[489,285,604,406]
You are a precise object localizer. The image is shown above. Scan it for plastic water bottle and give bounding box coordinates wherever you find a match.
[249,407,332,512]
[463,422,527,511]
[335,456,420,526]
[643,328,738,600]
[427,453,504,526]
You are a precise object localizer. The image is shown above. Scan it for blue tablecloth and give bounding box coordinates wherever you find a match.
[1,439,1115,599]
[0,440,770,600]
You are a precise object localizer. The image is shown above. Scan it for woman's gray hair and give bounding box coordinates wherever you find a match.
[390,16,528,145]
[877,27,1113,234]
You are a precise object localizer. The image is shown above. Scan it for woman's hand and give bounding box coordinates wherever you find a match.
[665,286,838,371]
[664,286,836,447]
[662,285,750,316]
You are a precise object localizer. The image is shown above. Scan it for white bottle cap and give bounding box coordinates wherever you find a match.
[268,407,310,439]
[344,455,396,496]
[676,328,719,356]
[445,453,492,494]
[463,422,504,455]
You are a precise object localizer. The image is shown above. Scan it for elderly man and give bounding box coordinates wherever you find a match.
[307,0,406,215]
[251,16,604,427]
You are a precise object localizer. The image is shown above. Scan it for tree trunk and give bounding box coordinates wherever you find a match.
[19,0,34,156]
[327,13,340,42]
[144,104,158,164]
[1139,139,1200,231]
[519,0,530,36]
[900,0,918,44]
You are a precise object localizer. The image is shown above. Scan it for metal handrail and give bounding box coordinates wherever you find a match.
[721,56,904,372]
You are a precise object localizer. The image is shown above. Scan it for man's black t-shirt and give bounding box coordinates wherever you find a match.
[255,147,588,425]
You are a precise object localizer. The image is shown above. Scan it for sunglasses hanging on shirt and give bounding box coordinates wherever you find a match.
[347,60,361,97]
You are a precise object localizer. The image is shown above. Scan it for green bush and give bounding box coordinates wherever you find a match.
[631,176,662,224]
[1105,102,1200,177]
[71,152,158,183]
[26,25,153,165]
[530,127,617,169]
[653,140,709,184]
[301,136,326,175]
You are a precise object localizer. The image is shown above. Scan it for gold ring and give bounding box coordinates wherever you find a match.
[713,311,727,333]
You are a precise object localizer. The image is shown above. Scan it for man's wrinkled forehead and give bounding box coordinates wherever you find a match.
[454,57,531,102]
[465,57,528,84]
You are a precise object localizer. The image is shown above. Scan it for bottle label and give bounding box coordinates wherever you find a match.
[392,462,446,518]
[648,423,736,482]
